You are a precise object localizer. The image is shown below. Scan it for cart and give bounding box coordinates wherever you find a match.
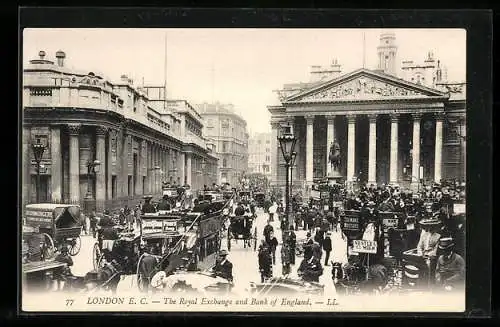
[23,204,83,260]
[227,214,257,251]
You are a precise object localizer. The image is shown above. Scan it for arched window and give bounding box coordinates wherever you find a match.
[222,158,227,168]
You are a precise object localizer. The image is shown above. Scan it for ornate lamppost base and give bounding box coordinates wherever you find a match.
[83,195,96,215]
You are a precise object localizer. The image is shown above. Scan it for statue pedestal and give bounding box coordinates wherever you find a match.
[326,169,343,185]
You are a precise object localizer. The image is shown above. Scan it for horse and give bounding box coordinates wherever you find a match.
[328,144,341,171]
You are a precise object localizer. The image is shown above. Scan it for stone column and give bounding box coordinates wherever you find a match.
[95,127,107,207]
[411,113,422,189]
[106,130,114,199]
[347,114,356,183]
[434,112,444,183]
[153,143,158,193]
[67,124,81,203]
[368,114,377,185]
[50,126,62,202]
[270,122,279,185]
[134,138,142,196]
[389,114,399,184]
[23,127,31,206]
[186,154,192,186]
[305,115,314,184]
[326,115,335,176]
[178,152,185,185]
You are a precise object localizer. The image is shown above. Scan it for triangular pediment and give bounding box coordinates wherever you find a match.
[285,69,447,103]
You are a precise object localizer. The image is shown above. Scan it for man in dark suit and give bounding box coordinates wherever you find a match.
[323,231,332,266]
[141,195,156,214]
[213,250,233,282]
[157,194,171,211]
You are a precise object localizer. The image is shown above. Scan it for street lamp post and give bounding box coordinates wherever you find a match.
[201,159,207,188]
[277,129,297,231]
[31,140,46,203]
[84,159,101,214]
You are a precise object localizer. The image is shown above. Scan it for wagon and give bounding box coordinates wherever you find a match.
[23,204,83,260]
[227,214,257,251]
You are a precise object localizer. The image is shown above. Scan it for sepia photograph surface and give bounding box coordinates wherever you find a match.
[21,28,467,312]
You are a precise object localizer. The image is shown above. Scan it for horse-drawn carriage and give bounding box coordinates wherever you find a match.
[227,214,257,251]
[23,204,83,260]
[136,202,228,292]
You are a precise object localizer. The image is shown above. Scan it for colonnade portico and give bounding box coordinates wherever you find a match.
[272,111,445,190]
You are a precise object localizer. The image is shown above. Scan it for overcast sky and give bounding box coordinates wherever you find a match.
[23,28,466,134]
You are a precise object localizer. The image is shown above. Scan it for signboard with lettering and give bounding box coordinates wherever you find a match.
[352,240,377,254]
[383,218,399,231]
[310,190,320,199]
[342,211,360,231]
[25,210,52,228]
[142,218,180,234]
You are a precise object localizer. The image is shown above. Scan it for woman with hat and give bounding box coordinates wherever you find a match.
[435,237,465,291]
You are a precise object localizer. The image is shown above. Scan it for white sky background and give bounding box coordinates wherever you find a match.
[23,28,466,134]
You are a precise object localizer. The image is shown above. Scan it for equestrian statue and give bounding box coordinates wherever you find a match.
[328,140,341,175]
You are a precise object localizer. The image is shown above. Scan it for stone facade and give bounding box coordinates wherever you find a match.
[22,50,218,211]
[248,132,272,178]
[197,102,249,186]
[268,33,465,192]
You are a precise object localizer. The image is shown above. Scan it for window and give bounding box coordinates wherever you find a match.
[222,141,228,152]
[266,156,270,162]
[266,140,270,144]
[222,159,227,168]
[112,176,117,199]
[265,148,270,153]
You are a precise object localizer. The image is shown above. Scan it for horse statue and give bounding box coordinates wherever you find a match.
[328,141,341,172]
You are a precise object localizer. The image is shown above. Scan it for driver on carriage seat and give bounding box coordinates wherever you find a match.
[142,195,157,214]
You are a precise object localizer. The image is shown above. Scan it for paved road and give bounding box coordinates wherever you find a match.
[70,210,346,296]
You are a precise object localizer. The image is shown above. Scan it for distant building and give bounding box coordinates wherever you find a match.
[197,102,249,186]
[22,50,217,210]
[269,32,465,191]
[248,132,272,178]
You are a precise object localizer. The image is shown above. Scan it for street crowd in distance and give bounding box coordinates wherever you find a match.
[23,178,466,297]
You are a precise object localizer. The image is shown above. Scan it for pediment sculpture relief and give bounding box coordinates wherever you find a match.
[300,77,426,101]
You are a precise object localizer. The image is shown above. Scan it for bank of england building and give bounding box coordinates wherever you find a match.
[22,50,218,210]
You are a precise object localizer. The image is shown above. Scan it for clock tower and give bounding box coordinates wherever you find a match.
[377,32,398,76]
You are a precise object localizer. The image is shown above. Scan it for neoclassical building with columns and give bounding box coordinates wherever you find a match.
[268,33,465,191]
[22,50,218,210]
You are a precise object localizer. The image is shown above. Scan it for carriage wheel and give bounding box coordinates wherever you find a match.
[253,227,258,251]
[92,243,101,270]
[42,233,55,260]
[68,236,81,256]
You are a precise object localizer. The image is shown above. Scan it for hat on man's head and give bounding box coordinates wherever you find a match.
[219,249,228,256]
[306,232,311,237]
[143,195,153,200]
[438,237,455,250]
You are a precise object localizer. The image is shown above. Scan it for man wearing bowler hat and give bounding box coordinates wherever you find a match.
[212,249,233,282]
[417,216,442,286]
[435,237,465,290]
[141,195,156,214]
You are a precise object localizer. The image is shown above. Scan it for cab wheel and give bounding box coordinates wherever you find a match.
[42,233,55,260]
